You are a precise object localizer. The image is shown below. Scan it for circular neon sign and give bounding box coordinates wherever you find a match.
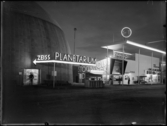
[121,27,132,38]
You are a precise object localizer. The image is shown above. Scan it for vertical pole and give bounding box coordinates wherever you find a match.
[122,44,124,85]
[73,28,77,84]
[152,52,154,84]
[138,48,140,85]
[40,69,41,84]
[151,52,153,85]
[1,2,3,123]
[74,29,75,54]
[107,46,108,83]
[74,28,77,54]
[161,54,163,84]
[53,63,55,88]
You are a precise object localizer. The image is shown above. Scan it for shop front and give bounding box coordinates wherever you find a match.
[101,40,165,85]
[74,57,127,85]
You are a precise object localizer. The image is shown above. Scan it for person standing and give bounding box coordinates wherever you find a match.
[128,76,130,85]
[118,76,121,85]
[29,72,34,85]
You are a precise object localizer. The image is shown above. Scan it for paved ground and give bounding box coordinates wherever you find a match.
[1,84,166,125]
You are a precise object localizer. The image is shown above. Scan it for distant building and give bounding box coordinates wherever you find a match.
[75,52,165,85]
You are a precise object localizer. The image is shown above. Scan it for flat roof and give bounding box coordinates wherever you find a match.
[101,40,166,59]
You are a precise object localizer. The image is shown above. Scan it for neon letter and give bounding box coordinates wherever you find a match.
[73,55,76,62]
[63,54,68,61]
[76,55,80,62]
[68,54,73,62]
[55,52,59,60]
[37,55,41,60]
[48,55,50,60]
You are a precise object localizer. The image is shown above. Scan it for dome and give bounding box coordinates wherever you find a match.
[2,1,73,86]
[3,1,62,29]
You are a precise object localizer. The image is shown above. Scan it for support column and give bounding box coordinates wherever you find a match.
[106,46,108,83]
[151,52,153,85]
[138,48,140,85]
[122,44,124,85]
[161,54,163,84]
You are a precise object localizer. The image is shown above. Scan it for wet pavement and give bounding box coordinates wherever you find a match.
[1,84,166,125]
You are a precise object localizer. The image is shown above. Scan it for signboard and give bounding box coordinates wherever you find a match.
[112,60,122,74]
[113,51,131,59]
[111,59,127,75]
[52,71,57,76]
[55,52,96,64]
[33,52,96,66]
[79,73,85,79]
[78,58,111,74]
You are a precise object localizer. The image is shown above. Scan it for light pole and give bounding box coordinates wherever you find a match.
[121,27,132,85]
[74,28,77,54]
[73,28,77,83]
[122,41,125,85]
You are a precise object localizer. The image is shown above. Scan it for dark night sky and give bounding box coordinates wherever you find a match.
[38,1,166,61]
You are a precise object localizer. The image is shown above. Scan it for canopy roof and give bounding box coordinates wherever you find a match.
[101,40,166,60]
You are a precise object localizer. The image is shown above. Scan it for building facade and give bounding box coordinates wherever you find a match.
[75,52,164,85]
[2,2,73,87]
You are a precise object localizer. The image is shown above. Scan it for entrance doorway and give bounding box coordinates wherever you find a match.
[23,69,40,85]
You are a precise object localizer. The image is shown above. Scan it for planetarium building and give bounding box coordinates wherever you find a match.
[2,1,73,87]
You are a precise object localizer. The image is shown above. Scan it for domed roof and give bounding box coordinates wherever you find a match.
[3,1,62,29]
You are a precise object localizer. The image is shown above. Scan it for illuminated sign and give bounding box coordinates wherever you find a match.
[121,27,132,38]
[33,52,96,66]
[55,52,96,64]
[37,54,50,60]
[78,58,111,74]
[112,60,122,74]
[113,51,131,59]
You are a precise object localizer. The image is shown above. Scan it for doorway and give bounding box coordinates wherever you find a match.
[23,69,40,85]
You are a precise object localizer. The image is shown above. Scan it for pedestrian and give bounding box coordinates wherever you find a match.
[128,76,130,85]
[109,76,113,85]
[29,72,34,85]
[118,76,121,85]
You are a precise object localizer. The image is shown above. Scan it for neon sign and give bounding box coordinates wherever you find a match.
[121,27,132,38]
[55,52,96,64]
[37,55,50,60]
[78,58,110,73]
[33,52,96,66]
[113,51,131,59]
